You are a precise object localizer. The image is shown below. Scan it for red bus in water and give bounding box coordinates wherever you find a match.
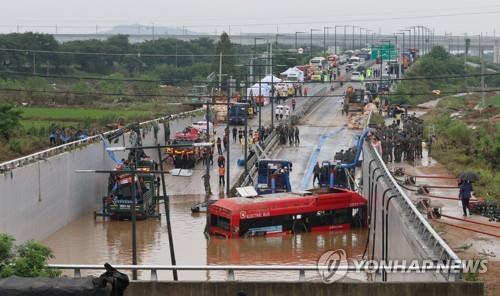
[208,188,367,238]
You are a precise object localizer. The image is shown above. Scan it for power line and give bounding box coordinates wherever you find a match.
[0,47,298,58]
[1,70,499,85]
[3,8,500,31]
[0,86,497,101]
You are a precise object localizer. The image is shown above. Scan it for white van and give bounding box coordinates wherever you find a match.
[348,56,361,64]
[309,57,327,69]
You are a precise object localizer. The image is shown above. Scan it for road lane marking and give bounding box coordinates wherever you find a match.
[300,127,344,191]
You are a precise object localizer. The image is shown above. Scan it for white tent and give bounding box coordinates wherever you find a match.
[280,67,304,82]
[260,75,282,83]
[247,83,271,105]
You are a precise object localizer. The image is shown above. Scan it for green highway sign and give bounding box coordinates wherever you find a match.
[371,44,397,60]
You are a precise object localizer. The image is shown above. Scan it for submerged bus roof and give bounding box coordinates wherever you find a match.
[211,188,366,213]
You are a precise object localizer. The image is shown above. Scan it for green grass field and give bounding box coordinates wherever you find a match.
[485,95,500,107]
[21,120,80,129]
[18,107,154,121]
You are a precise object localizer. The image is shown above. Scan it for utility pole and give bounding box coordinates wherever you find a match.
[310,28,320,54]
[32,52,36,74]
[219,52,223,91]
[226,78,232,196]
[270,43,274,129]
[359,27,363,49]
[344,25,347,51]
[352,25,356,49]
[323,26,332,56]
[464,34,468,90]
[480,33,485,113]
[244,78,249,181]
[334,25,341,54]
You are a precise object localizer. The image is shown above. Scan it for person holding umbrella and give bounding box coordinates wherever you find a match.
[458,172,479,217]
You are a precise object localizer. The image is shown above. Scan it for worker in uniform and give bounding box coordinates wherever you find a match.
[427,135,435,157]
[217,154,225,167]
[381,135,389,162]
[223,134,228,152]
[238,128,244,144]
[202,173,212,196]
[313,162,321,186]
[342,96,349,116]
[208,150,214,166]
[232,127,237,143]
[216,137,223,155]
[294,127,300,145]
[181,151,188,169]
[394,136,402,162]
[288,127,294,146]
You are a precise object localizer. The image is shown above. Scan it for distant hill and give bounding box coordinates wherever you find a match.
[101,24,203,35]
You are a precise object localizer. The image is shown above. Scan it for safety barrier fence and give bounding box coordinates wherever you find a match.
[0,108,204,172]
[362,113,461,281]
[48,264,461,282]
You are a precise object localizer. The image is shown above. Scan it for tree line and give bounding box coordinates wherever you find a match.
[0,32,303,85]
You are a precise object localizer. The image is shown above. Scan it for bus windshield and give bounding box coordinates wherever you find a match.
[211,214,230,231]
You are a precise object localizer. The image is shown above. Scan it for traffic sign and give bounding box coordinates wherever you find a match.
[371,44,397,60]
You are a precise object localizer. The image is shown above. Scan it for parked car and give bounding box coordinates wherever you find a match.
[350,71,361,82]
[192,121,214,133]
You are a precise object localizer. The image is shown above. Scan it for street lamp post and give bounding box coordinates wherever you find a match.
[344,25,347,51]
[400,29,411,53]
[324,26,332,56]
[395,32,404,78]
[407,26,417,56]
[334,25,343,54]
[352,25,358,49]
[295,31,305,51]
[359,27,365,49]
[310,28,320,54]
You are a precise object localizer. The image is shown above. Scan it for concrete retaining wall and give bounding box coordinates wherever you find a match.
[361,141,460,281]
[125,281,483,296]
[0,113,203,242]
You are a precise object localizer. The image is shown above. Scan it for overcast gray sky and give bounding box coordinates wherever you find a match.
[2,0,500,36]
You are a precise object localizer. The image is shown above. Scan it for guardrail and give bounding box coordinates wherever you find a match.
[0,108,204,172]
[48,263,461,282]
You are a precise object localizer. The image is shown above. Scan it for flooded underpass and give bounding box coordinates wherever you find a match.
[43,83,370,281]
[44,193,368,281]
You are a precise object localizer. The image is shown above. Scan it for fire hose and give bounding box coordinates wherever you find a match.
[434,220,500,239]
[419,200,500,238]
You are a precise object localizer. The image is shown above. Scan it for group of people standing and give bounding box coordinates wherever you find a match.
[372,114,424,163]
[277,124,300,146]
[49,127,90,146]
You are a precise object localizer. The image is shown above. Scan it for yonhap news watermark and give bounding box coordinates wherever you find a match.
[317,249,488,283]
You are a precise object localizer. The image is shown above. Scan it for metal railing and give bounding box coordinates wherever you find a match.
[0,108,204,172]
[363,134,461,280]
[48,263,461,282]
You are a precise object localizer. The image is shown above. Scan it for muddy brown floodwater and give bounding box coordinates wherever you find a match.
[44,194,368,281]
